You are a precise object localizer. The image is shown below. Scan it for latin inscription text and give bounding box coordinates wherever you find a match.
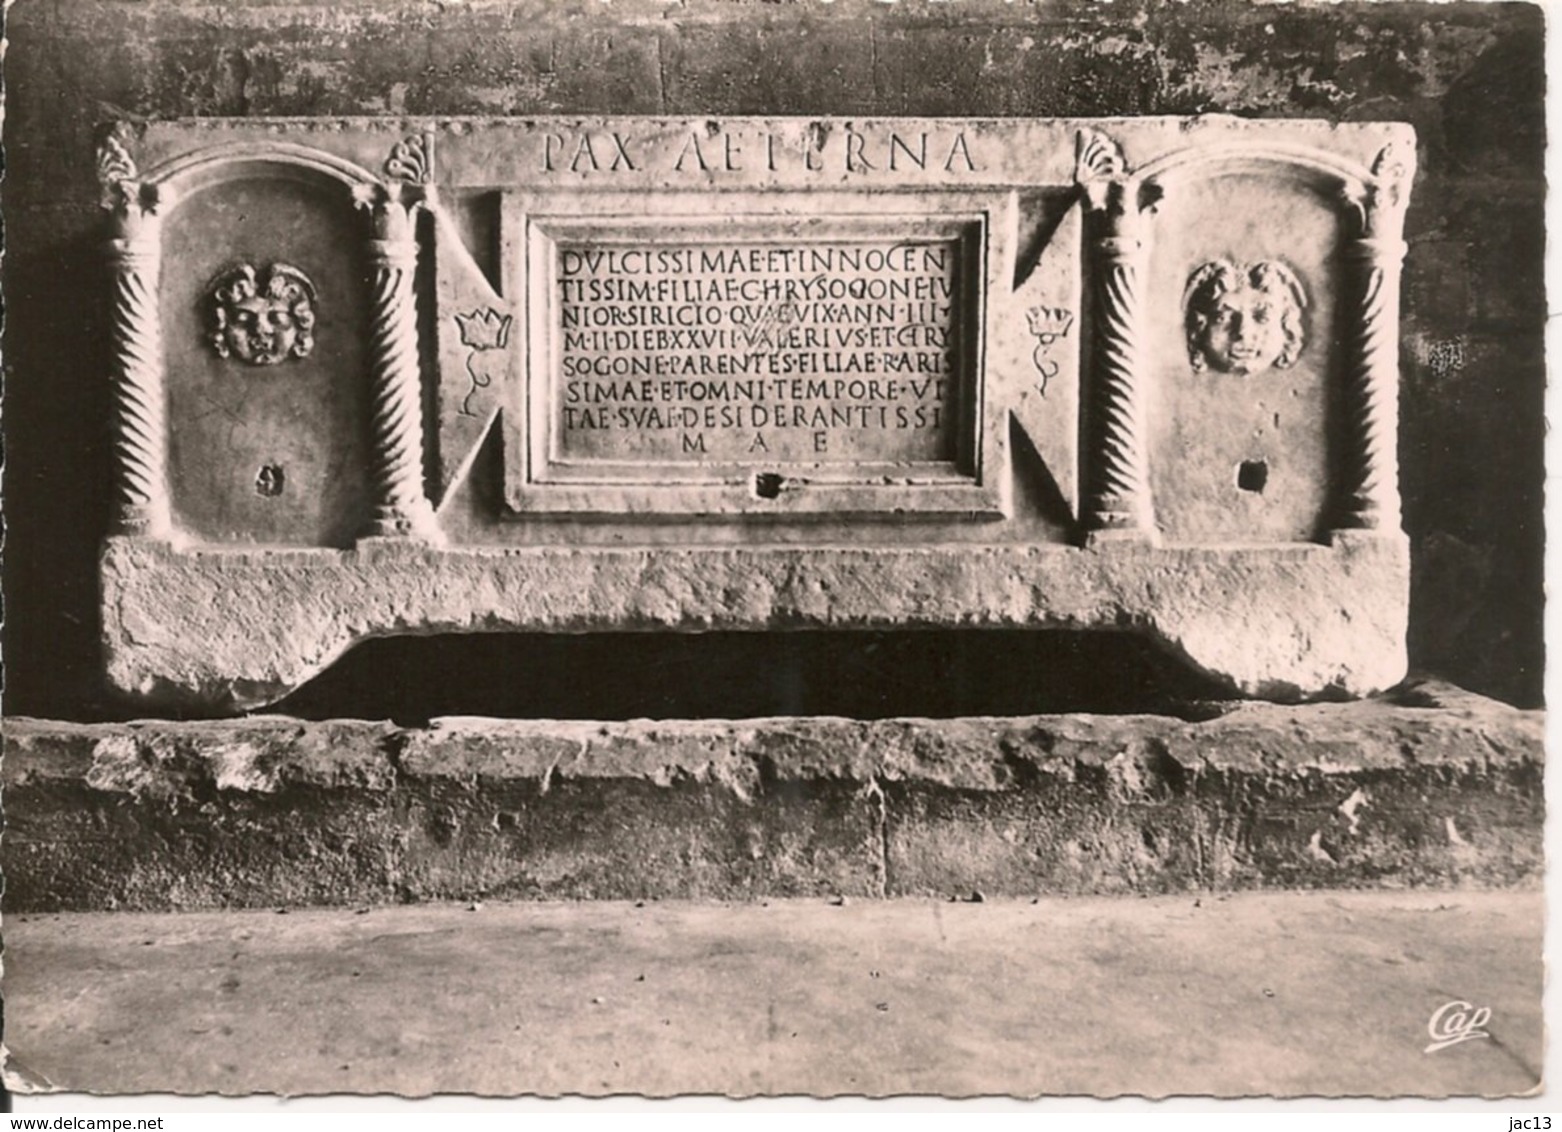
[554,239,965,463]
[540,127,982,178]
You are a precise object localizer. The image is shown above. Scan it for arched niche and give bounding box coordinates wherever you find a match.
[149,147,380,548]
[1135,149,1365,545]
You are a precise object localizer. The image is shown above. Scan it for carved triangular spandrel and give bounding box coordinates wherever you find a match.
[431,202,512,506]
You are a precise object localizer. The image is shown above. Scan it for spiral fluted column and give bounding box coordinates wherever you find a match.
[105,189,173,539]
[1334,143,1412,536]
[1335,238,1406,532]
[359,189,439,541]
[1079,174,1155,541]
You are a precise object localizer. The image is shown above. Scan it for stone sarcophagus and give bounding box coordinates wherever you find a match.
[98,116,1414,709]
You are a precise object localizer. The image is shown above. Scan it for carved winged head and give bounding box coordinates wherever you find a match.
[209,263,319,366]
[1183,260,1307,377]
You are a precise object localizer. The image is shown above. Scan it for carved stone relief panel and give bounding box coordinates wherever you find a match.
[162,175,373,548]
[1147,174,1341,545]
[96,117,1414,708]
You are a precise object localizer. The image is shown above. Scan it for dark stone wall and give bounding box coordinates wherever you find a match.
[4,0,1545,717]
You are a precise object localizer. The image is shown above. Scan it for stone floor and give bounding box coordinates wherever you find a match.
[1,891,1543,1098]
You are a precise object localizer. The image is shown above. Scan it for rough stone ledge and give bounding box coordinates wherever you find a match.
[2,680,1540,911]
[102,534,1410,709]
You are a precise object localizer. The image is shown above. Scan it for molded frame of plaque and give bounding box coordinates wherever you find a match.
[503,190,1009,519]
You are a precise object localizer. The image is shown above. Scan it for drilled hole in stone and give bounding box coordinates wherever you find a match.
[255,464,285,497]
[754,472,784,499]
[1237,460,1268,494]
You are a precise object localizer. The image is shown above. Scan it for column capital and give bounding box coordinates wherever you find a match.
[1341,141,1416,241]
[1074,128,1162,242]
[98,127,169,243]
[353,181,426,240]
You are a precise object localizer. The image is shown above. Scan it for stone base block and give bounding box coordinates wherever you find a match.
[2,681,1540,911]
[102,534,1411,710]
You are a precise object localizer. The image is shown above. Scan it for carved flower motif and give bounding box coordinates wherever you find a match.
[455,308,513,351]
[1025,306,1074,347]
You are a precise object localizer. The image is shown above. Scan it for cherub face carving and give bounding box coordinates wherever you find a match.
[1183,260,1307,377]
[209,263,318,366]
